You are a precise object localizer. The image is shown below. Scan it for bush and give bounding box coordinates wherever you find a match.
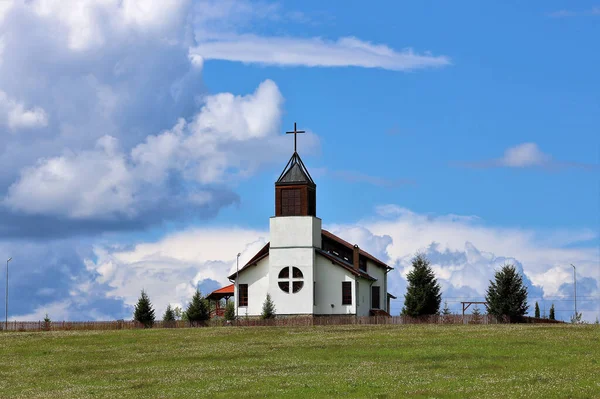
[261,293,276,319]
[485,264,528,321]
[224,301,235,321]
[134,290,155,328]
[186,290,209,325]
[401,254,441,317]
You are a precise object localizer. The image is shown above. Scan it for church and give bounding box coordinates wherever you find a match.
[219,124,394,317]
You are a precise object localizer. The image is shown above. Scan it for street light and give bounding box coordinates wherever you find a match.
[5,257,12,331]
[571,264,577,320]
[236,253,241,320]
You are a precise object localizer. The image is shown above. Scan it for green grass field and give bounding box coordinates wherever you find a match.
[0,324,598,398]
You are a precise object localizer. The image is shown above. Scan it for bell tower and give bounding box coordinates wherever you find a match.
[274,122,316,217]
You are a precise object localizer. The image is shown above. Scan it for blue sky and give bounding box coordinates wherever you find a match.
[0,1,598,322]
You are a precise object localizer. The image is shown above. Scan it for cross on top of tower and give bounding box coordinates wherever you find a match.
[286,122,305,153]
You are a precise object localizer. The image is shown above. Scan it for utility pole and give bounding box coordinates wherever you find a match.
[236,253,240,320]
[5,257,12,331]
[571,264,577,321]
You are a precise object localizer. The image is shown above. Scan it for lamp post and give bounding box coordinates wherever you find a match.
[5,257,11,331]
[236,253,240,320]
[571,264,577,321]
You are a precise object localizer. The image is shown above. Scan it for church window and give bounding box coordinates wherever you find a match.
[238,284,248,307]
[359,257,367,272]
[278,267,289,279]
[278,267,304,294]
[281,188,302,216]
[342,282,352,305]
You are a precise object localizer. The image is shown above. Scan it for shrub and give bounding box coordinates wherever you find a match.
[261,293,276,319]
[224,301,235,321]
[485,264,528,321]
[402,254,442,317]
[470,305,482,324]
[134,290,155,328]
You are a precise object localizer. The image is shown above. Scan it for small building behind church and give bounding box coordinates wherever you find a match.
[224,128,394,317]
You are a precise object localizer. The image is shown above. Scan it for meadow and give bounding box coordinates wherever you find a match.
[0,324,598,398]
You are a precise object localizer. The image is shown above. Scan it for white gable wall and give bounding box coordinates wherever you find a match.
[314,253,357,315]
[235,256,269,317]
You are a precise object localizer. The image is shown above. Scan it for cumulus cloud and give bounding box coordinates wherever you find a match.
[329,205,599,321]
[10,205,596,322]
[0,90,48,131]
[458,142,598,171]
[3,79,300,222]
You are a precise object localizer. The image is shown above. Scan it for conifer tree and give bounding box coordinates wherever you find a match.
[43,313,51,331]
[163,304,176,326]
[549,303,555,320]
[224,301,236,321]
[134,290,155,328]
[470,305,482,324]
[534,302,540,318]
[485,264,528,321]
[186,290,209,324]
[401,254,442,317]
[261,293,276,319]
[442,300,451,316]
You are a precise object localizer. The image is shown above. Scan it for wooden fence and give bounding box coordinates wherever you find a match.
[0,314,563,332]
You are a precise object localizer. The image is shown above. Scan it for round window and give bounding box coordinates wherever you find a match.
[278,267,304,294]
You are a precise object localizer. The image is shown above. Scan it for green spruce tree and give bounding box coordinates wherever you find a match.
[485,264,528,322]
[43,313,51,331]
[549,303,555,320]
[163,304,176,327]
[224,301,236,321]
[186,290,209,325]
[534,301,540,318]
[261,293,276,319]
[442,300,451,316]
[401,254,442,317]
[134,290,155,328]
[470,305,482,324]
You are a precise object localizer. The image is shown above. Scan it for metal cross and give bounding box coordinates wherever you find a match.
[286,122,305,153]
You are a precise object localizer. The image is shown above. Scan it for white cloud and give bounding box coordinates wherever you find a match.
[4,80,292,219]
[191,35,450,71]
[459,142,597,171]
[501,142,550,167]
[0,90,48,131]
[84,227,268,317]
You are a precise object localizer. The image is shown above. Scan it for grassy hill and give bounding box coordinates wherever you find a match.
[0,324,598,398]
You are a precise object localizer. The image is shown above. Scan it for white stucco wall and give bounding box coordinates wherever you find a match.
[269,216,322,249]
[269,247,315,315]
[235,256,269,317]
[313,253,357,315]
[363,260,388,312]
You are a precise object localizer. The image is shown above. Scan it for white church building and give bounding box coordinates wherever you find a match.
[227,126,394,317]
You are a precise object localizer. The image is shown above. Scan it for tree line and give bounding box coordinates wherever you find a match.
[133,290,276,328]
[401,253,558,321]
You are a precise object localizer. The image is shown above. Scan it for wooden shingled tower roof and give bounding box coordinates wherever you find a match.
[276,152,315,187]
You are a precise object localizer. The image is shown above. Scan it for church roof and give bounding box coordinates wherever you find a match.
[321,230,392,271]
[228,231,391,280]
[276,152,315,186]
